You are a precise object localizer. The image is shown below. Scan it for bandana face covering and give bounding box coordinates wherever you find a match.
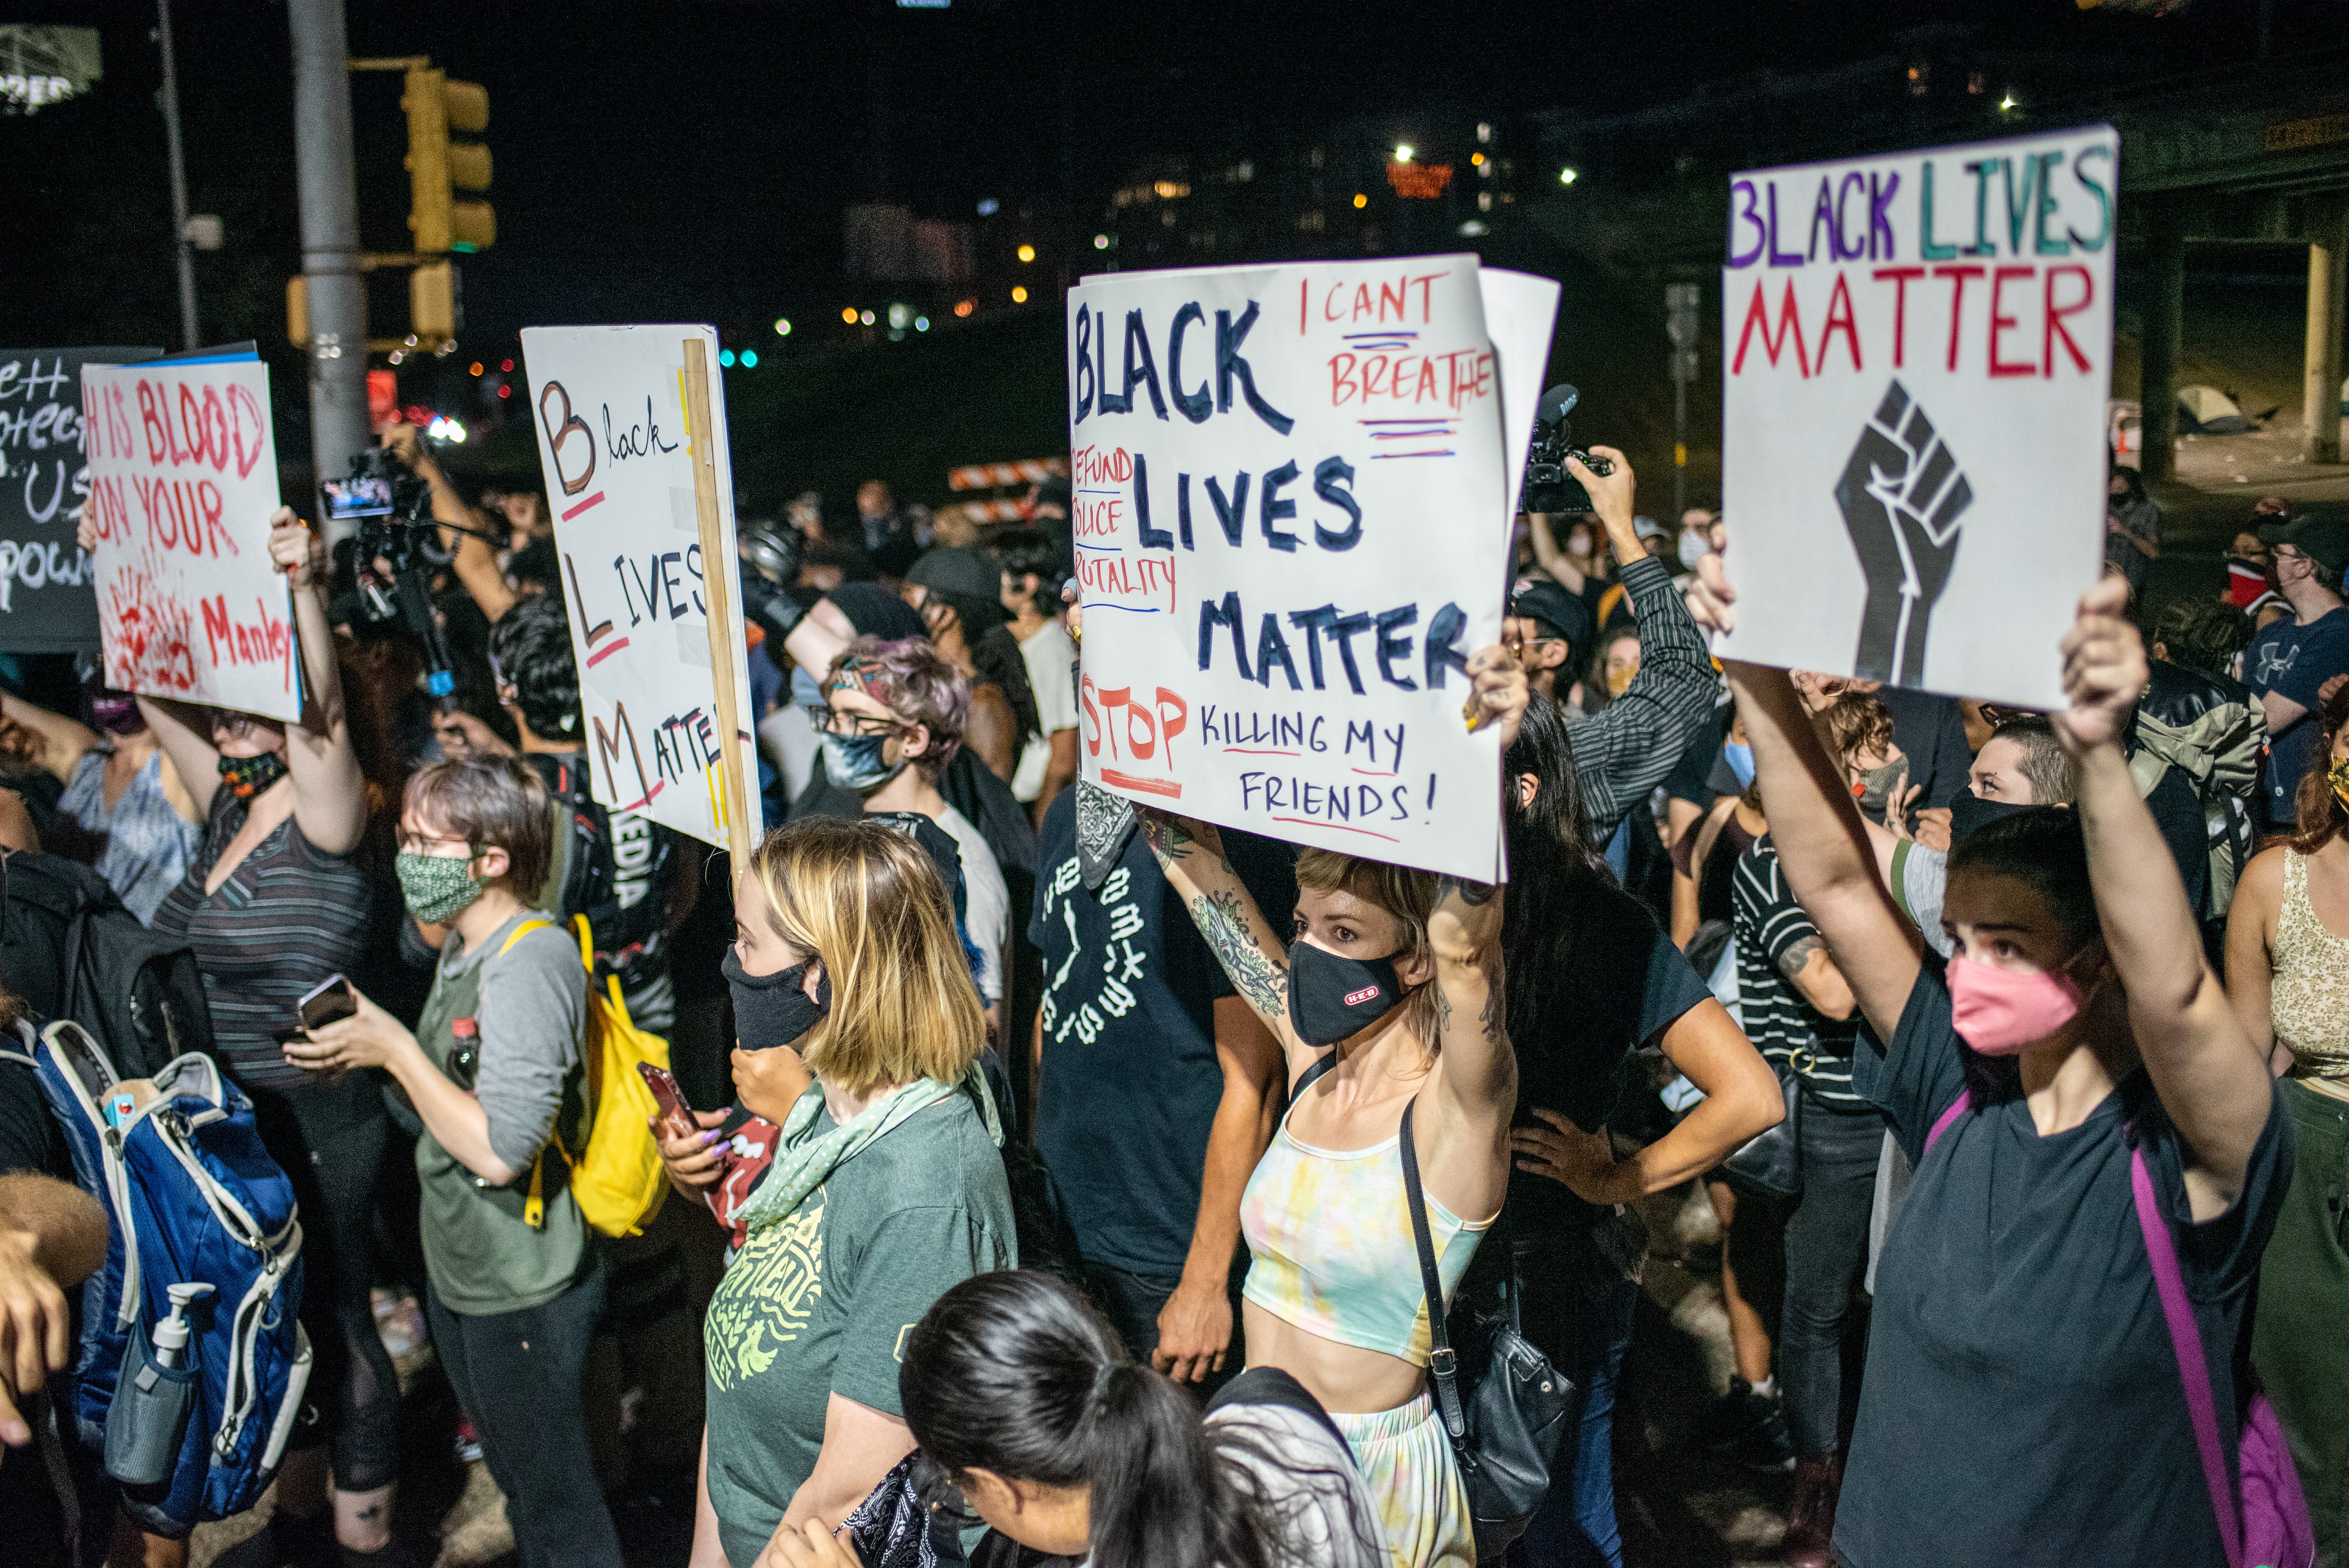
[822,730,907,795]
[217,751,289,801]
[396,851,485,925]
[1947,788,2037,846]
[2331,756,2349,814]
[1287,940,1407,1048]
[724,952,832,1051]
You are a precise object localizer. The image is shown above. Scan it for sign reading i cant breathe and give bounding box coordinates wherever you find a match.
[1065,255,1557,882]
[1716,125,2119,709]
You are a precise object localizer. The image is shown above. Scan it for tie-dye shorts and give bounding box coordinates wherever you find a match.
[1329,1390,1476,1568]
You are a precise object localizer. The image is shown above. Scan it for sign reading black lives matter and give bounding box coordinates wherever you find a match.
[1715,127,2117,708]
[1066,256,1558,882]
[0,348,158,652]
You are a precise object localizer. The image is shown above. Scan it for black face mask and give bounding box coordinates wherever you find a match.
[724,951,831,1051]
[1947,786,2037,847]
[1287,940,1406,1048]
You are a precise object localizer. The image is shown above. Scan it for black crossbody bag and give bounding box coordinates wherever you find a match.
[1399,1094,1576,1561]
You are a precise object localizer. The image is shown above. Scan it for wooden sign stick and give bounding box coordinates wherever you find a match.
[680,337,757,873]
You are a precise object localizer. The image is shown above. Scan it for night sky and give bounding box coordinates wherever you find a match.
[0,0,2298,351]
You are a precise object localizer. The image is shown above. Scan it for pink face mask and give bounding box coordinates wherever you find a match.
[1946,954,2086,1056]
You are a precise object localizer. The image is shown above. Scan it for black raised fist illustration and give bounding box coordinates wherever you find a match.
[1835,381,1973,687]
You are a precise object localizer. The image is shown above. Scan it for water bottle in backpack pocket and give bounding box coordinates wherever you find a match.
[2,1019,311,1536]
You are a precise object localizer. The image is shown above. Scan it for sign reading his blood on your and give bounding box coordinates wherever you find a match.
[80,353,298,720]
[1715,125,2117,709]
[1067,255,1556,882]
[521,324,759,855]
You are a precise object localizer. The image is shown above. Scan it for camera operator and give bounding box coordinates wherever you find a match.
[381,421,520,624]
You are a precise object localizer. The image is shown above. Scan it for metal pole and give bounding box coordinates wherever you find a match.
[288,0,369,540]
[1672,365,1687,522]
[155,0,200,351]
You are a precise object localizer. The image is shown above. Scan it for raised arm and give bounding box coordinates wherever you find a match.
[1427,873,1514,1128]
[383,422,517,623]
[2058,578,2274,1211]
[0,693,94,784]
[1525,512,1587,595]
[1686,556,1921,1039]
[1139,811,1297,1052]
[268,510,368,856]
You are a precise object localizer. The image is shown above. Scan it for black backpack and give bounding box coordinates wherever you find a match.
[0,851,213,1079]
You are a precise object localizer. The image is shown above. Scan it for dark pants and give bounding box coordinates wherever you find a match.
[2251,1079,2349,1568]
[426,1266,622,1568]
[1513,1275,1641,1568]
[247,1075,400,1493]
[1781,1092,1885,1459]
[1080,1256,1248,1402]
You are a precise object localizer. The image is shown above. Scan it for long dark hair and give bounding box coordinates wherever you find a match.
[902,1272,1347,1568]
[2290,679,2349,855]
[1502,693,1611,1035]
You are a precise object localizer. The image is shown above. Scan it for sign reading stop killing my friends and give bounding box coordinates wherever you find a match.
[79,352,299,720]
[1716,125,2118,709]
[1067,255,1553,882]
[521,325,759,856]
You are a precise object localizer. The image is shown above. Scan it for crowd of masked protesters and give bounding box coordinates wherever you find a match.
[0,417,2344,1568]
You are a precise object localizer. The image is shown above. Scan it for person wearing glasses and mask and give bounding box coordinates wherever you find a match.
[288,754,620,1568]
[807,636,1009,1031]
[2241,513,2349,837]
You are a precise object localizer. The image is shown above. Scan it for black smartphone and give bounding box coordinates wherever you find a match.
[298,974,359,1033]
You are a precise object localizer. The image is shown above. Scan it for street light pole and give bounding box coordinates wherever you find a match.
[288,0,370,536]
[154,0,199,351]
[1665,284,1700,524]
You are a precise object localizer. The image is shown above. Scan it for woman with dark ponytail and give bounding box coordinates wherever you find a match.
[762,1270,1382,1568]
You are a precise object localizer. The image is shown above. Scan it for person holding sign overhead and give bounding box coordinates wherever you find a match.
[1134,639,1525,1568]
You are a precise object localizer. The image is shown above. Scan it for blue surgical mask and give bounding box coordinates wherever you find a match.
[823,730,905,794]
[1678,531,1710,570]
[1723,741,1757,790]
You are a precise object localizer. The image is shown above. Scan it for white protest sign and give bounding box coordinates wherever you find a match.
[79,354,298,720]
[1716,125,2117,708]
[521,325,758,857]
[1067,255,1553,882]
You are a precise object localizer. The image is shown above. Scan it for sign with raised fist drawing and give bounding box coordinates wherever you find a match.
[1716,125,2117,708]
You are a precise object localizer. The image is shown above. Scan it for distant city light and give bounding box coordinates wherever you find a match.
[741,349,758,367]
[976,198,999,217]
[1476,122,1492,143]
[1011,285,1029,304]
[1470,152,1485,167]
[774,318,791,336]
[860,309,875,326]
[1017,244,1036,263]
[1093,233,1109,249]
[426,416,466,443]
[888,303,913,329]
[954,298,976,318]
[1353,192,1368,208]
[467,361,484,376]
[1394,144,1413,163]
[499,358,513,372]
[718,349,735,367]
[1999,93,2018,110]
[841,306,859,324]
[1558,167,1578,185]
[496,385,510,399]
[1459,220,1489,237]
[914,316,930,331]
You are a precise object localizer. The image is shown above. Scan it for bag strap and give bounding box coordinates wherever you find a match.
[1923,1091,1971,1156]
[1397,1097,1467,1441]
[497,918,558,1227]
[2128,1138,2244,1568]
[499,918,555,958]
[1292,1049,1337,1097]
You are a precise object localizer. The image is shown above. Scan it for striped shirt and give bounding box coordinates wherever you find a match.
[150,788,374,1091]
[1563,556,1721,841]
[1730,836,1865,1107]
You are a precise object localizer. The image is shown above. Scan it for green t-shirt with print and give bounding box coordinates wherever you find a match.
[703,1091,1015,1566]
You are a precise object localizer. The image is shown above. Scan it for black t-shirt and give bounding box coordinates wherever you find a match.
[1509,880,1712,1241]
[1028,792,1296,1277]
[1837,958,2291,1568]
[1663,705,1731,811]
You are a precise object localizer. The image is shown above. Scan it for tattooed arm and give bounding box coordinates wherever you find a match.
[1422,874,1515,1220]
[1775,932,1857,1023]
[1138,810,1300,1054]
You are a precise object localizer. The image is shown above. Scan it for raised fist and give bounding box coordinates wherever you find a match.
[1836,381,1973,686]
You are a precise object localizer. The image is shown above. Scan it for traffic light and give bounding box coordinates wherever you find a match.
[402,64,493,253]
[411,260,461,342]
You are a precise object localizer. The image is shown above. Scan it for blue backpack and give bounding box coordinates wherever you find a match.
[0,1019,310,1535]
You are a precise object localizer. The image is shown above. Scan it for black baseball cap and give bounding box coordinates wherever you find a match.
[1508,578,1592,656]
[2257,510,2349,573]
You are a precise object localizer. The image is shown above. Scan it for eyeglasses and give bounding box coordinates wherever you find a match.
[399,833,478,857]
[806,704,903,738]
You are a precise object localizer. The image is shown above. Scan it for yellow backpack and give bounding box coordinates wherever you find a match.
[506,915,672,1237]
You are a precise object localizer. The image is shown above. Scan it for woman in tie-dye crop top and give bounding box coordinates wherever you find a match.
[1136,649,1523,1568]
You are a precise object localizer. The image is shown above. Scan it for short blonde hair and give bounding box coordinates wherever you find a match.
[1293,849,1443,1051]
[747,816,984,1095]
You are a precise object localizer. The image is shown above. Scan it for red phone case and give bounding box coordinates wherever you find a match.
[638,1061,691,1123]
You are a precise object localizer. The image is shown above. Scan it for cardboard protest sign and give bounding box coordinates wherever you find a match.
[80,351,298,720]
[521,325,759,858]
[1716,125,2118,709]
[1066,255,1556,882]
[0,349,158,653]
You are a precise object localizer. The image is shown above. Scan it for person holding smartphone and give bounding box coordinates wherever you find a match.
[287,754,621,1568]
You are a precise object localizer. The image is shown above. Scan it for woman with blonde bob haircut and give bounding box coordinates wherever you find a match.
[663,816,1016,1568]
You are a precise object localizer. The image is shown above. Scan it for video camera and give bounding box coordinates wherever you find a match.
[323,445,469,711]
[1519,384,1615,515]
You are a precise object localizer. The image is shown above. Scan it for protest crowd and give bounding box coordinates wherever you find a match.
[5,292,2349,1568]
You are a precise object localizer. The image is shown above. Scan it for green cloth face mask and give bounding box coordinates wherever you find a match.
[396,850,485,924]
